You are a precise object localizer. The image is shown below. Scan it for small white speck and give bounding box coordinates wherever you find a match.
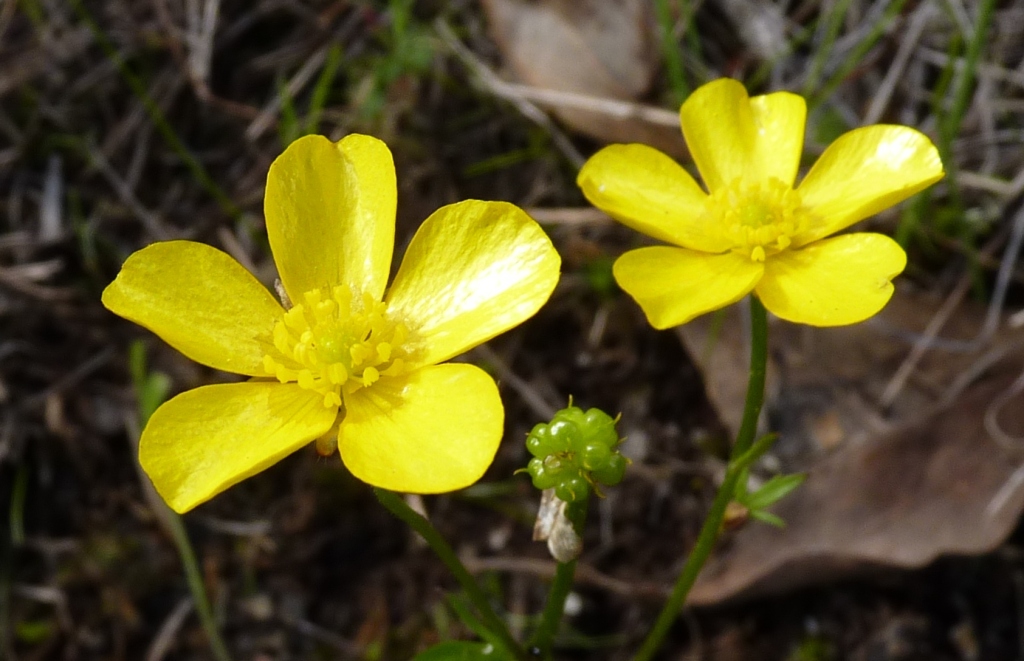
[564,592,583,616]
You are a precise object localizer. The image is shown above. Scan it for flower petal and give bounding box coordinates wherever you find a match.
[749,90,807,186]
[613,246,763,329]
[102,241,282,375]
[385,200,560,367]
[576,144,729,252]
[265,134,396,302]
[681,79,755,191]
[140,382,336,513]
[756,233,907,326]
[795,125,944,245]
[681,79,804,191]
[338,364,502,493]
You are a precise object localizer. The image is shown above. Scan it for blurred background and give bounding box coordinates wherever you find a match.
[3,0,1024,659]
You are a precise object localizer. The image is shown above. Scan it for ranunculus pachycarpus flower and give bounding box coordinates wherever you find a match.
[577,78,944,328]
[104,134,560,512]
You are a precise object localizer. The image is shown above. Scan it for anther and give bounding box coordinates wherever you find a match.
[260,286,414,408]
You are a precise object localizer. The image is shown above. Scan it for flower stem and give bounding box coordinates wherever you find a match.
[373,488,527,660]
[529,559,577,659]
[633,296,768,661]
[165,511,233,661]
[529,497,587,658]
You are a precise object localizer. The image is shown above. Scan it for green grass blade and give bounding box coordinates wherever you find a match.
[654,0,689,104]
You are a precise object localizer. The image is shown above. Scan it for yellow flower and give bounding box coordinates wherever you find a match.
[577,78,944,328]
[103,134,561,513]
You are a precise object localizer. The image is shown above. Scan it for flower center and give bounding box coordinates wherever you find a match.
[706,177,814,262]
[262,286,412,408]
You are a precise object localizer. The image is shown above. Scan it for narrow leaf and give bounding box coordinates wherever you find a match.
[745,473,807,510]
[413,641,513,661]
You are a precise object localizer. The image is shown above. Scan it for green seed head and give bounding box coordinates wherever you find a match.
[521,402,629,502]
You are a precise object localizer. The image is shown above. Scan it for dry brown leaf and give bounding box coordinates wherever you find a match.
[481,0,687,154]
[690,372,1024,604]
[679,287,1013,462]
[673,287,1024,603]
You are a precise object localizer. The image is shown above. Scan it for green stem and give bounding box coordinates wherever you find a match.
[940,0,994,286]
[373,488,527,660]
[529,497,587,658]
[653,0,689,104]
[942,0,996,153]
[898,0,993,256]
[165,513,233,661]
[1,471,20,659]
[127,344,230,661]
[633,296,768,661]
[530,560,577,658]
[9,466,27,546]
[801,0,854,98]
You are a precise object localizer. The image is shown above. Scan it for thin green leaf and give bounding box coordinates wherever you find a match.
[744,473,807,511]
[729,433,779,472]
[733,467,751,501]
[128,341,171,426]
[413,641,514,661]
[304,45,343,135]
[748,509,787,528]
[276,73,300,147]
[445,594,515,658]
[653,0,689,104]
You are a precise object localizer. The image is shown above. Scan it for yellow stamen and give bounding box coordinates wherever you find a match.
[705,177,816,262]
[261,286,416,408]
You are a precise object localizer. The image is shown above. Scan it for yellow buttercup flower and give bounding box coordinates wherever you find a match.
[577,78,944,328]
[103,134,560,513]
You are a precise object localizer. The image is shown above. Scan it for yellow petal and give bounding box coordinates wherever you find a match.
[576,144,729,252]
[795,125,944,245]
[265,134,396,302]
[749,90,807,186]
[102,241,282,375]
[140,382,337,513]
[613,246,763,329]
[681,79,805,192]
[385,200,560,367]
[338,363,502,493]
[681,79,755,191]
[756,233,907,326]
